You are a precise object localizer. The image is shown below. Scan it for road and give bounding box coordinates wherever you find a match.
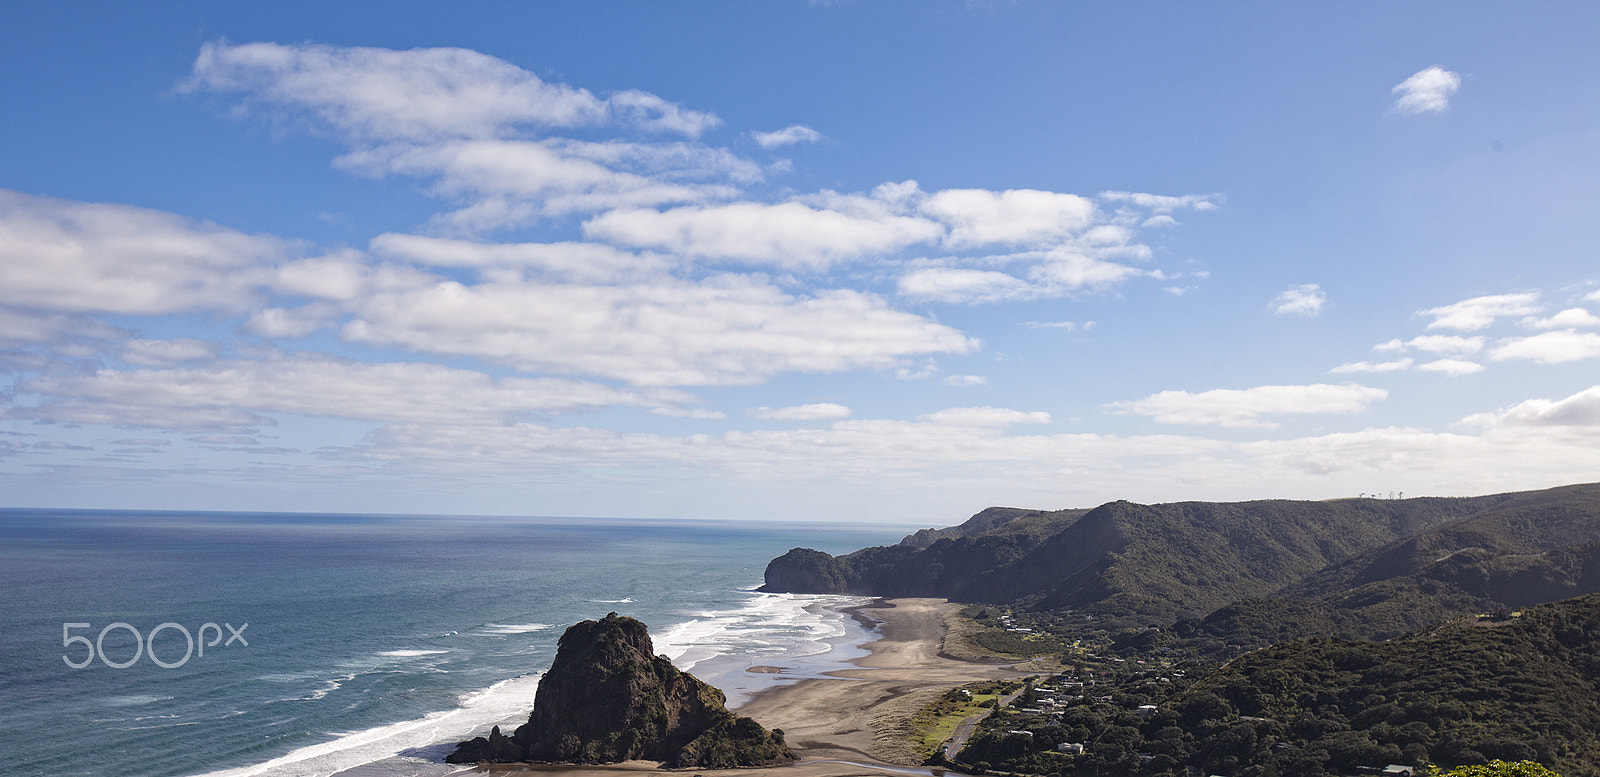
[941,689,1023,760]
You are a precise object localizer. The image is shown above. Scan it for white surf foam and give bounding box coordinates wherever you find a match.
[653,591,870,672]
[104,694,175,708]
[188,672,543,777]
[304,673,354,701]
[376,649,451,657]
[481,623,550,634]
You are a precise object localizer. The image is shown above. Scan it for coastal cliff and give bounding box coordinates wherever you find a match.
[446,613,795,767]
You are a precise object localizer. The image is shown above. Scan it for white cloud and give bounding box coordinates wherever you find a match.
[121,339,219,367]
[271,252,374,301]
[0,307,126,345]
[1098,191,1221,213]
[340,274,978,386]
[583,201,942,270]
[751,125,824,149]
[1522,307,1600,329]
[918,406,1050,427]
[1082,224,1134,247]
[1405,335,1486,355]
[1463,384,1600,428]
[748,403,851,421]
[301,416,1600,510]
[898,268,1032,304]
[921,188,1094,249]
[1022,320,1094,333]
[894,361,941,381]
[14,353,689,432]
[898,248,1145,304]
[1418,358,1485,377]
[1028,248,1145,291]
[370,233,670,281]
[1330,358,1414,374]
[942,374,988,387]
[1391,65,1462,115]
[185,41,716,142]
[650,407,728,421]
[337,139,722,227]
[1420,292,1541,331]
[546,138,762,184]
[244,305,338,339]
[0,189,279,315]
[182,39,1214,297]
[185,42,743,232]
[606,90,722,137]
[1373,338,1407,353]
[1110,383,1388,429]
[1489,330,1600,364]
[23,387,1600,519]
[1269,284,1327,317]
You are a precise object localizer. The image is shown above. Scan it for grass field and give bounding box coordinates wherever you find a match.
[909,690,1001,760]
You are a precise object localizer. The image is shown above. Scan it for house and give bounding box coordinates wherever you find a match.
[1382,766,1416,777]
[1056,742,1084,754]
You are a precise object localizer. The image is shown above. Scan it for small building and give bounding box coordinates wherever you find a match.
[1382,766,1416,777]
[1056,742,1084,754]
[1136,705,1158,718]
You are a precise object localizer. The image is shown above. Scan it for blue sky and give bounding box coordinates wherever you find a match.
[3,2,1599,523]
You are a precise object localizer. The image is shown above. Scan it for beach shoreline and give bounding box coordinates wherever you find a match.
[475,597,1023,777]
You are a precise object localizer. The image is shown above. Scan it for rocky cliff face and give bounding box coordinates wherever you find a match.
[757,547,860,594]
[446,613,795,768]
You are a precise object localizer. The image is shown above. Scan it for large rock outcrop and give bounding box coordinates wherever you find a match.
[446,613,795,768]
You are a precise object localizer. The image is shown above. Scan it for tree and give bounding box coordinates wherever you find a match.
[1428,760,1562,777]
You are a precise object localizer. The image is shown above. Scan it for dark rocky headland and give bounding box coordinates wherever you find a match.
[446,612,795,768]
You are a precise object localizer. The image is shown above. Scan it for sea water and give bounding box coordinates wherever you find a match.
[0,509,905,777]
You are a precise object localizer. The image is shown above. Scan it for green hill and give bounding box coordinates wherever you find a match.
[763,484,1600,639]
[897,506,1072,548]
[761,491,1542,624]
[1176,483,1600,650]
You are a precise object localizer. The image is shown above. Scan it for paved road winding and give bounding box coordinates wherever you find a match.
[942,689,1023,760]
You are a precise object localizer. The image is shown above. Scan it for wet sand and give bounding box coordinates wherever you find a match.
[475,597,1021,777]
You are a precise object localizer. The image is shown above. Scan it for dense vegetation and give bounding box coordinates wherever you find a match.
[947,594,1600,777]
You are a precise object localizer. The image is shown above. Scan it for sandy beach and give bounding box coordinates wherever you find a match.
[475,597,1022,777]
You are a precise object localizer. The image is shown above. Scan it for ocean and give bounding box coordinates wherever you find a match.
[0,509,906,777]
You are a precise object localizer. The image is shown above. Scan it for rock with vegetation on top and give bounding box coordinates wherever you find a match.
[445,612,795,768]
